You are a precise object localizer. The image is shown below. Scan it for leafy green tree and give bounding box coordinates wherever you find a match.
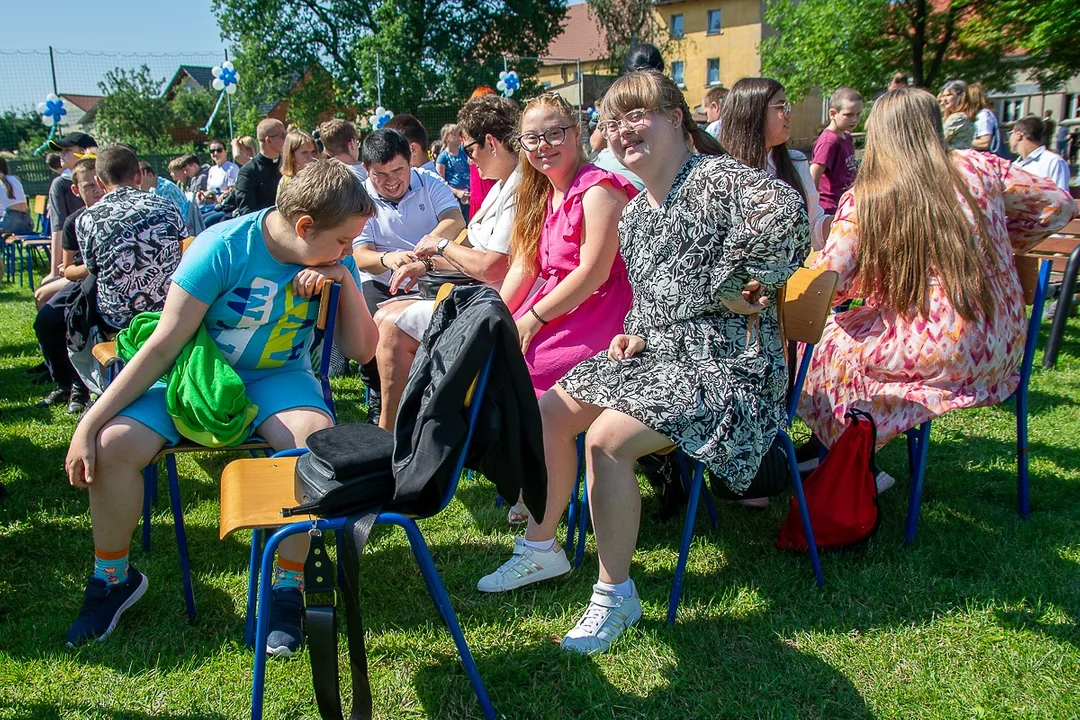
[211,0,565,119]
[93,66,176,153]
[0,111,49,154]
[587,0,673,74]
[761,0,1074,102]
[169,85,231,143]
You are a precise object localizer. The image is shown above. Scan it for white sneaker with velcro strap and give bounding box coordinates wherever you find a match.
[560,582,643,655]
[476,536,571,592]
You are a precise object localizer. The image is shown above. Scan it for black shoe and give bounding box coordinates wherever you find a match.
[68,385,90,415]
[24,361,47,375]
[37,386,69,408]
[365,390,382,427]
[639,454,687,522]
[66,568,148,647]
[265,586,304,657]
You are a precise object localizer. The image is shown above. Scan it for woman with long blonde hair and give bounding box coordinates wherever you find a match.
[967,82,1005,156]
[799,88,1075,487]
[939,79,976,149]
[479,71,810,654]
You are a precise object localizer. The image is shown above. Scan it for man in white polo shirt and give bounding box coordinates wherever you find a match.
[1010,116,1071,192]
[353,128,465,424]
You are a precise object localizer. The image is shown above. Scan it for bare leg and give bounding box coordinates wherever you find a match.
[255,407,335,563]
[584,410,672,585]
[524,386,603,543]
[372,300,420,432]
[89,418,168,552]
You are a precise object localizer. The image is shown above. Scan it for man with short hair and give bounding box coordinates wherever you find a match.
[219,118,284,218]
[1010,116,1071,192]
[701,86,728,139]
[352,129,465,426]
[319,118,367,181]
[181,154,210,195]
[384,114,436,172]
[76,146,185,332]
[45,132,96,284]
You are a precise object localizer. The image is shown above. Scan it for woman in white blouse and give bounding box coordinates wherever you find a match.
[720,77,828,250]
[374,94,521,429]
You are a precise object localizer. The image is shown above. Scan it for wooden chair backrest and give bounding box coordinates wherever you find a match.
[1015,254,1041,306]
[32,195,47,216]
[181,236,196,254]
[781,267,840,345]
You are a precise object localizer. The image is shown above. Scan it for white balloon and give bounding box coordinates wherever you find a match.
[225,85,237,95]
[232,72,240,84]
[376,106,386,116]
[212,65,223,77]
[506,88,514,97]
[222,61,234,71]
[37,102,47,114]
[212,78,225,91]
[385,110,394,119]
[46,93,59,103]
[497,81,506,91]
[499,71,508,80]
[369,115,378,127]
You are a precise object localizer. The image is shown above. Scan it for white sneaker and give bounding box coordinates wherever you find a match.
[875,470,897,495]
[560,582,643,655]
[476,537,571,593]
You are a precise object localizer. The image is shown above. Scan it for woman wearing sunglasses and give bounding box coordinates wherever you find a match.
[722,77,828,253]
[479,72,809,653]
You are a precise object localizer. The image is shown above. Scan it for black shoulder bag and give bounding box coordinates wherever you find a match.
[283,424,398,720]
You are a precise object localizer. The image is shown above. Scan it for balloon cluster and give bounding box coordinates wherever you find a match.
[368,106,395,130]
[212,61,240,94]
[497,70,520,98]
[37,94,67,124]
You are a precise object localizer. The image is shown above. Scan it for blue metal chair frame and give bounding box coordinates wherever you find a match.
[565,339,827,625]
[108,283,341,622]
[902,258,1051,545]
[246,351,498,720]
[7,213,50,288]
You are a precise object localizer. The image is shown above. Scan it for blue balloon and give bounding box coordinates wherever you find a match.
[219,66,238,88]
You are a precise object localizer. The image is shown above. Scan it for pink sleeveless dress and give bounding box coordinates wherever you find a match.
[515,164,638,397]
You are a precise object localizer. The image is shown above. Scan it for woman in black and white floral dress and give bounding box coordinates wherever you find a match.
[478,70,809,654]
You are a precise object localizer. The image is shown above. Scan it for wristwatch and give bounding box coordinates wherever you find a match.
[436,237,451,254]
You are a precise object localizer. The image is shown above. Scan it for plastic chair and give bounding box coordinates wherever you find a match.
[903,256,1052,546]
[219,350,498,720]
[566,267,839,624]
[93,281,341,621]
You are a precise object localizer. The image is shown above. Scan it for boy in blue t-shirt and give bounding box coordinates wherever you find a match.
[64,160,378,654]
[436,123,471,215]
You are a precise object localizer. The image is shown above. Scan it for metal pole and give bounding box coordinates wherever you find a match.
[576,58,582,114]
[376,52,383,107]
[48,46,58,96]
[225,51,234,138]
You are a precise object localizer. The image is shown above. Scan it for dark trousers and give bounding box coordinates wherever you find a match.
[360,280,394,423]
[33,281,82,390]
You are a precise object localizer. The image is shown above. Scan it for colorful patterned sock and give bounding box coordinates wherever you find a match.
[93,548,130,586]
[273,557,305,592]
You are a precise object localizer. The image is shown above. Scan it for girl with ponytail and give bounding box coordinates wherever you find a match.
[0,158,32,234]
[479,71,810,655]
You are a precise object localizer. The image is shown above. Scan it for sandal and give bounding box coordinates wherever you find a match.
[507,502,529,525]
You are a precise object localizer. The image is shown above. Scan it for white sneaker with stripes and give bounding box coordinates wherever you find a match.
[476,536,571,593]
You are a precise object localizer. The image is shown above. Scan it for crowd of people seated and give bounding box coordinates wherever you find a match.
[2,44,1073,662]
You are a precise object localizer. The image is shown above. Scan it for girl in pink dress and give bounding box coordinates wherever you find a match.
[500,92,638,398]
[799,89,1075,486]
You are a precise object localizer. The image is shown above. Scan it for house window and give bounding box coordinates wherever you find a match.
[707,9,722,34]
[670,14,684,39]
[1066,94,1080,120]
[1003,98,1025,123]
[706,58,720,86]
[671,61,685,87]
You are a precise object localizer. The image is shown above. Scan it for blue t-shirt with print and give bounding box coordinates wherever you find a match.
[171,208,361,382]
[436,149,470,190]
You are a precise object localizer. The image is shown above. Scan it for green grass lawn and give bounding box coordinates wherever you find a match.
[0,278,1078,720]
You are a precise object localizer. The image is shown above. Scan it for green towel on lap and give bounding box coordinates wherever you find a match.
[116,312,260,448]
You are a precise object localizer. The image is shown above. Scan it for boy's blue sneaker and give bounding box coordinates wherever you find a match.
[266,586,304,657]
[66,568,148,647]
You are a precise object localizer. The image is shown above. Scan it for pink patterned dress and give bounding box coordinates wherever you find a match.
[515,163,638,397]
[799,150,1076,448]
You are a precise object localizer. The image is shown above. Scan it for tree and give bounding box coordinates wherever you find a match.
[93,66,175,153]
[169,85,231,142]
[0,111,49,154]
[211,0,566,121]
[761,0,1075,103]
[587,0,670,74]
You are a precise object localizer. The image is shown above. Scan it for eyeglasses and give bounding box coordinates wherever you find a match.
[209,147,225,154]
[598,107,671,139]
[517,126,574,152]
[462,137,484,160]
[769,101,792,118]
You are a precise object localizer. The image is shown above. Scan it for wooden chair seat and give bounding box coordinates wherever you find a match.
[220,457,311,540]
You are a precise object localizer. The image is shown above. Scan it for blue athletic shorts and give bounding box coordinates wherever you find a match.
[116,369,331,446]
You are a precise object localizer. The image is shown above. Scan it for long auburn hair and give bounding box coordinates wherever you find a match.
[941,79,977,121]
[720,78,808,207]
[0,158,13,200]
[280,130,317,179]
[854,88,995,322]
[509,92,587,268]
[600,70,724,158]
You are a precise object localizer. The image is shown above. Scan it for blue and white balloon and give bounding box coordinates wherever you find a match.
[368,106,394,130]
[36,94,67,125]
[497,70,520,98]
[211,61,240,95]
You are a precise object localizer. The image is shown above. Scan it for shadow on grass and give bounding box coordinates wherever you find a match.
[5,704,228,720]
